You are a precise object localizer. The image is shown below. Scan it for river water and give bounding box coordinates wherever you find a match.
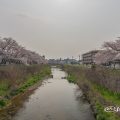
[13,67,95,120]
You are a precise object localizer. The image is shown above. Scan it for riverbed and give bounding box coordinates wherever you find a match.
[12,67,95,120]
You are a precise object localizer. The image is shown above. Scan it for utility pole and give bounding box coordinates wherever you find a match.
[78,55,81,65]
[72,56,74,60]
[79,55,80,61]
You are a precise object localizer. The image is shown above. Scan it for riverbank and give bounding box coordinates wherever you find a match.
[62,65,120,120]
[0,64,51,118]
[12,67,95,120]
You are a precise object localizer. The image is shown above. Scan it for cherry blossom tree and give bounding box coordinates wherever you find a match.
[95,38,120,65]
[103,37,120,52]
[0,36,47,65]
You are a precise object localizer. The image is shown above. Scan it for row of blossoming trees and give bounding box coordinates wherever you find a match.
[0,37,47,65]
[86,38,120,92]
[95,37,120,68]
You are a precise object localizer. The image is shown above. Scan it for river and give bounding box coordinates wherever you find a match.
[13,67,95,120]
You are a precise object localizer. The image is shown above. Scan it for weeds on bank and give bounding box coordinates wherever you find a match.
[0,65,51,108]
[15,66,51,95]
[95,102,120,120]
[63,65,120,120]
[93,83,120,105]
[67,74,77,83]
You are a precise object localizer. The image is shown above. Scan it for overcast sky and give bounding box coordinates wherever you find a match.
[0,0,120,59]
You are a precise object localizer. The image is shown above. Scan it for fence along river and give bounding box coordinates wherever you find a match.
[13,67,95,120]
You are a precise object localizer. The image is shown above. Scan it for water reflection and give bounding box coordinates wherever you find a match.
[11,68,95,120]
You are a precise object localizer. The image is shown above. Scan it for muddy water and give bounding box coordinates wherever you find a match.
[13,68,95,120]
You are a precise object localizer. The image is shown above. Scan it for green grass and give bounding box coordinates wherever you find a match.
[0,65,51,108]
[95,102,120,120]
[0,82,9,108]
[0,82,9,96]
[63,65,120,120]
[67,74,77,83]
[93,83,120,105]
[13,65,51,95]
[0,99,6,108]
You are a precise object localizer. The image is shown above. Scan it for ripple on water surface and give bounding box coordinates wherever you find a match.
[13,68,95,120]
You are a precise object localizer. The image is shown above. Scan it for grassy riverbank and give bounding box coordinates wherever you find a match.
[0,64,51,109]
[62,65,120,120]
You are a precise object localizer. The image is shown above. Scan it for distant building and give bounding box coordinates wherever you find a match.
[62,58,78,64]
[78,60,83,64]
[48,58,79,65]
[48,59,58,65]
[0,55,23,65]
[111,53,120,69]
[82,50,99,65]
